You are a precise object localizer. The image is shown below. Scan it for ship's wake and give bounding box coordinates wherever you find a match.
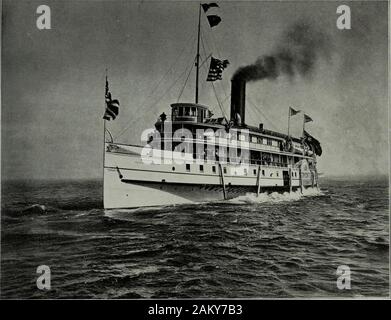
[230,187,323,204]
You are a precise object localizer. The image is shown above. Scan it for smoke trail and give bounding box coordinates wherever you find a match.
[232,21,332,82]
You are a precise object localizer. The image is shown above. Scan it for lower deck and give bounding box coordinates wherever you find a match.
[103,143,319,208]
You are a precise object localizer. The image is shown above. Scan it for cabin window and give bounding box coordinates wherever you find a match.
[185,107,190,116]
[267,139,272,146]
[172,167,175,171]
[191,107,196,116]
[262,170,265,176]
[238,134,246,141]
[186,164,190,172]
[276,172,279,177]
[178,107,183,116]
[253,169,257,175]
[251,136,258,143]
[224,167,227,174]
[199,165,204,172]
[212,166,216,173]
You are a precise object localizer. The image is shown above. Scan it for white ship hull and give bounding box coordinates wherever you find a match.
[103,143,317,209]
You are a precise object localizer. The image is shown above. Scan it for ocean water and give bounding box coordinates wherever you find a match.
[1,177,389,299]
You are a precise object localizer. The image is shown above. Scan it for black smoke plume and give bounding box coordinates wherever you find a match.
[232,21,332,82]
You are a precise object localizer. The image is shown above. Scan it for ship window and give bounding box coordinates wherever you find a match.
[172,167,175,171]
[253,169,257,175]
[191,107,196,116]
[244,168,247,176]
[186,164,190,171]
[185,107,190,116]
[199,165,204,172]
[276,172,279,177]
[251,136,258,143]
[178,107,183,116]
[262,170,265,176]
[267,139,273,146]
[223,167,227,174]
[212,166,216,173]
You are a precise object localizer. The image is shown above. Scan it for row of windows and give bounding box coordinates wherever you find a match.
[171,165,298,178]
[250,135,278,147]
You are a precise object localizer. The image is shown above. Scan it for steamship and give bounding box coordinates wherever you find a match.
[102,3,322,209]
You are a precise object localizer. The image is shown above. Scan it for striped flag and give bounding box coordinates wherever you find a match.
[103,77,120,121]
[206,57,229,81]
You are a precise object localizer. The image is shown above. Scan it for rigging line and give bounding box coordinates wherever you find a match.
[114,34,197,140]
[115,62,194,139]
[221,93,231,110]
[247,97,280,132]
[201,26,231,111]
[199,53,212,68]
[136,32,195,112]
[200,25,230,104]
[113,33,196,139]
[200,33,227,119]
[247,98,276,130]
[177,57,195,102]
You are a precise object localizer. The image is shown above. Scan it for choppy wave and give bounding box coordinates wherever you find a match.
[1,177,389,299]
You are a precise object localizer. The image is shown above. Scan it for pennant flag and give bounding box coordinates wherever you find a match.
[289,107,300,116]
[207,56,229,81]
[103,77,120,121]
[206,15,221,27]
[303,130,322,156]
[202,2,219,12]
[304,114,313,123]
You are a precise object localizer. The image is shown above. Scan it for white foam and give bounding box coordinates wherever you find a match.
[229,187,323,204]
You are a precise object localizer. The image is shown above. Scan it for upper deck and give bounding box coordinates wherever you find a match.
[170,103,212,123]
[153,102,312,159]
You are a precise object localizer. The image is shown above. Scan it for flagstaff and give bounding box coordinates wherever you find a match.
[288,106,300,137]
[195,3,201,104]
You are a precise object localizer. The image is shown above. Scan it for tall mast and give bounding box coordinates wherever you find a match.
[195,3,201,104]
[102,70,107,204]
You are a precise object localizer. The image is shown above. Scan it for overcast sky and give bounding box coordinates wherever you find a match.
[1,0,389,180]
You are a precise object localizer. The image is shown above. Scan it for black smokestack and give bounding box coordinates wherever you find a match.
[232,21,331,83]
[230,79,246,125]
